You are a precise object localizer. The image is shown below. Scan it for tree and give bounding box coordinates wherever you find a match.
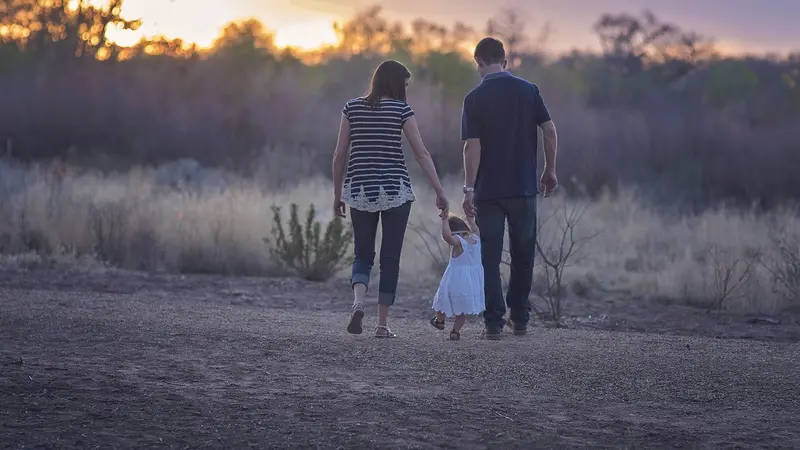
[594,10,677,75]
[411,19,475,58]
[0,0,141,61]
[407,20,476,169]
[122,35,198,60]
[211,18,274,58]
[411,19,447,56]
[593,10,714,79]
[333,6,407,57]
[423,50,475,157]
[486,8,527,69]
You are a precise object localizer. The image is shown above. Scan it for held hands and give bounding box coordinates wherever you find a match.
[435,190,449,217]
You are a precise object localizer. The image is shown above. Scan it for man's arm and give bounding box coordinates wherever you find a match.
[540,120,557,173]
[532,84,557,173]
[463,138,481,188]
[460,94,480,215]
[461,93,481,188]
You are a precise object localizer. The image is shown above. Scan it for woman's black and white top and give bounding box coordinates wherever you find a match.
[341,97,417,212]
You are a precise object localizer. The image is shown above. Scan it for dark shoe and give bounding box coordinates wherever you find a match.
[347,303,364,335]
[430,316,446,331]
[507,318,528,336]
[449,330,461,341]
[481,327,502,340]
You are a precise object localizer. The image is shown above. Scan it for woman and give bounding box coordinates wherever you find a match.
[332,60,449,338]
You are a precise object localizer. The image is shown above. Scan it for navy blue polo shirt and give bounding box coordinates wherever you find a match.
[461,71,551,202]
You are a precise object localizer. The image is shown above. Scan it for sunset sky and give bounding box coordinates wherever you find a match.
[108,0,800,54]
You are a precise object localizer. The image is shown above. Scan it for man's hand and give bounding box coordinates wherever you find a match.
[462,191,476,217]
[540,168,558,197]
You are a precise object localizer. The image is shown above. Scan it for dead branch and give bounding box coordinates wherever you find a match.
[761,229,800,303]
[705,243,757,314]
[406,219,449,274]
[534,201,600,325]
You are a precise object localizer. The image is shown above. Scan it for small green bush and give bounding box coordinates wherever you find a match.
[266,203,353,282]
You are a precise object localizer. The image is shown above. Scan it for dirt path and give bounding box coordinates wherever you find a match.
[1,273,799,449]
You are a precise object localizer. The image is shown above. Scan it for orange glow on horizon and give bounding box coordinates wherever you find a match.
[9,0,787,57]
[272,19,339,51]
[91,0,342,52]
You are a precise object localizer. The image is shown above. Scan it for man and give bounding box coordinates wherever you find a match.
[461,37,559,340]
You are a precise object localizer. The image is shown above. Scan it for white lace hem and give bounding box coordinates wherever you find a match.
[432,292,485,317]
[342,183,416,213]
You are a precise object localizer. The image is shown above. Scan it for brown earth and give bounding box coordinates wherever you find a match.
[1,269,799,449]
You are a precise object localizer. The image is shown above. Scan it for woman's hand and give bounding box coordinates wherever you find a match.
[334,198,347,218]
[435,190,449,216]
[332,112,350,217]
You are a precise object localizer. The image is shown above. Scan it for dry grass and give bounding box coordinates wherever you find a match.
[1,160,798,314]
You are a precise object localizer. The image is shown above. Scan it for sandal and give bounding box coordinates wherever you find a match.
[429,316,446,331]
[374,325,396,339]
[347,302,365,335]
[449,330,461,341]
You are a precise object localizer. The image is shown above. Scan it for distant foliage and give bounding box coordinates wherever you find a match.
[0,3,799,208]
[266,203,353,282]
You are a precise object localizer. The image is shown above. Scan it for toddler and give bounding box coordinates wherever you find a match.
[430,211,485,340]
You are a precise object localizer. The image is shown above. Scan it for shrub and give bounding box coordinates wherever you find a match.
[532,201,600,326]
[763,230,800,310]
[406,219,449,276]
[266,203,353,282]
[704,243,758,314]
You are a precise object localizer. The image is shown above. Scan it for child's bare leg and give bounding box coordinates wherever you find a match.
[430,311,446,330]
[452,314,467,332]
[449,314,467,341]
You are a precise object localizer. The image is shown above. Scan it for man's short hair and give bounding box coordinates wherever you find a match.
[474,37,506,66]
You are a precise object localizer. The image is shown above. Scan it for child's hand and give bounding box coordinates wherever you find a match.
[439,209,448,220]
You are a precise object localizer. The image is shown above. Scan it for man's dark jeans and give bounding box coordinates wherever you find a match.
[476,196,537,331]
[349,201,412,306]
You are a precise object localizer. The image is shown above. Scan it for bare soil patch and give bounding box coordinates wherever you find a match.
[1,270,799,449]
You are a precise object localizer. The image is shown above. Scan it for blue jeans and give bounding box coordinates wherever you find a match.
[476,196,537,330]
[349,201,412,306]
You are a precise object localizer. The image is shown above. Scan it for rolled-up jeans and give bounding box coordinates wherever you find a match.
[349,201,412,306]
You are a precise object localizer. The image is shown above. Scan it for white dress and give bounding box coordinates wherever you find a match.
[432,234,486,317]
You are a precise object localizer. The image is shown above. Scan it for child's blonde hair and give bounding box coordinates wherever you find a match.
[447,214,472,236]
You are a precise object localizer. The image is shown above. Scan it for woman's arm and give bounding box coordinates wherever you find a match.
[440,215,461,247]
[332,113,350,199]
[402,116,446,196]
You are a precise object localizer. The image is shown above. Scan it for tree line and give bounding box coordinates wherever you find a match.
[1,1,799,210]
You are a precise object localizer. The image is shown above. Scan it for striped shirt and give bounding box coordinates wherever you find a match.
[340,97,417,212]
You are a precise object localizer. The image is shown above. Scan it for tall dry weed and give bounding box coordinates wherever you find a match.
[1,160,798,313]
